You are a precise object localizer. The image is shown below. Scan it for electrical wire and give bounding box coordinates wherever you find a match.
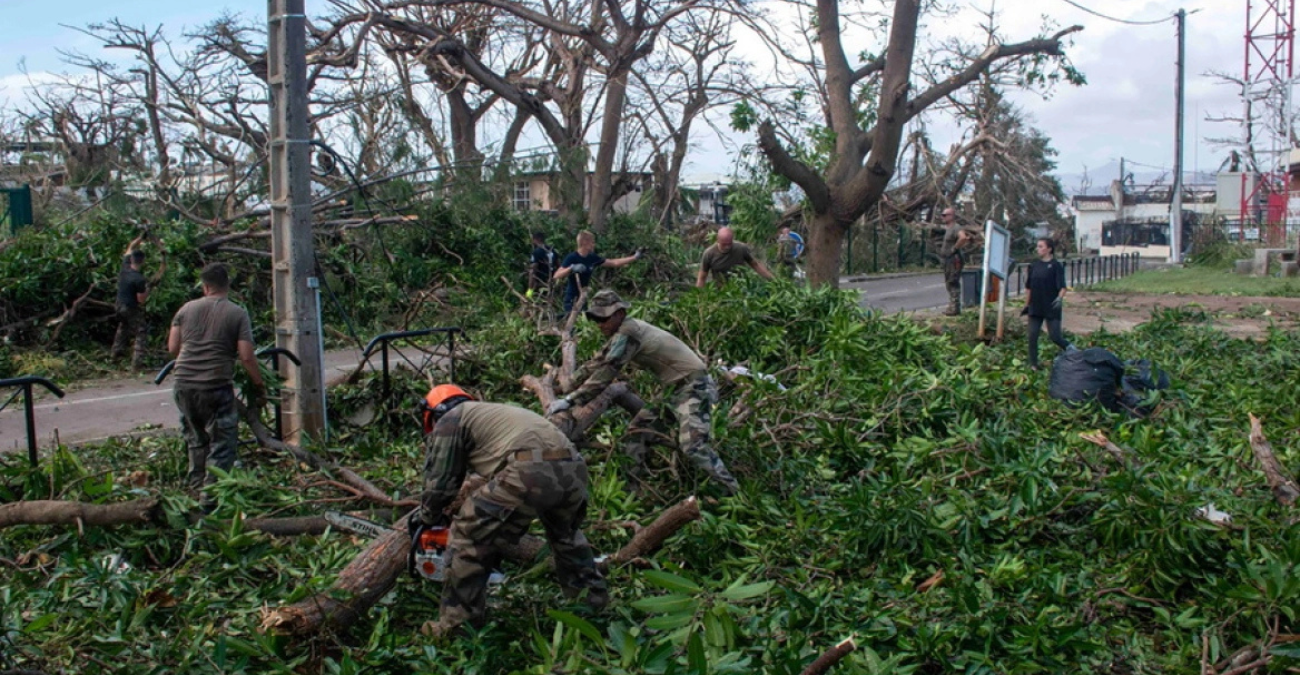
[1057,0,1175,26]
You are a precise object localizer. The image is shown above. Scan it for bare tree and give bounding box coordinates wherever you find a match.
[627,8,745,227]
[745,0,1081,287]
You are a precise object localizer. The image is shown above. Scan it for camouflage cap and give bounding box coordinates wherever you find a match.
[586,289,630,319]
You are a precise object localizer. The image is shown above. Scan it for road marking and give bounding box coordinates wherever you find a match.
[14,388,175,413]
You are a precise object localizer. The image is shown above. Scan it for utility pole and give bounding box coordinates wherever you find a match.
[1169,9,1186,264]
[268,0,325,443]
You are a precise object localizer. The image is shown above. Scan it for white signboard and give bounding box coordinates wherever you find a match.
[977,220,1011,340]
[983,221,1011,280]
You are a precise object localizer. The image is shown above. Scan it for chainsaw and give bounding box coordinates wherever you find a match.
[323,511,504,585]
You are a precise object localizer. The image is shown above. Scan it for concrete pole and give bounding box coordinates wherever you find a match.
[1169,9,1186,264]
[268,0,325,443]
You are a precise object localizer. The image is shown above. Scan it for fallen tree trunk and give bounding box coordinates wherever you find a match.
[0,498,159,530]
[260,511,416,636]
[261,495,702,636]
[1248,414,1299,507]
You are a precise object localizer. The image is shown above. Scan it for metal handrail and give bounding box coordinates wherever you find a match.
[362,328,463,404]
[154,347,300,440]
[1007,252,1140,297]
[0,376,66,466]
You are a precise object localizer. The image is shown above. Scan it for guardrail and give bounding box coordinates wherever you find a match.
[154,347,300,441]
[1006,252,1141,297]
[0,376,66,466]
[362,328,463,406]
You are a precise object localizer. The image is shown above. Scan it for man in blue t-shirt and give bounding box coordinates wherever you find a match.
[552,230,640,316]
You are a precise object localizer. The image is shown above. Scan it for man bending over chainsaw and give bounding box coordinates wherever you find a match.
[412,384,608,638]
[546,289,740,496]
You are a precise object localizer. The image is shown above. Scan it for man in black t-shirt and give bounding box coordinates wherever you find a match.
[112,248,150,370]
[552,230,640,316]
[528,231,558,296]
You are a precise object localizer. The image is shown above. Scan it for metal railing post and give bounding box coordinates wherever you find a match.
[23,383,36,466]
[0,376,66,466]
[361,328,464,412]
[381,341,390,402]
[448,330,457,382]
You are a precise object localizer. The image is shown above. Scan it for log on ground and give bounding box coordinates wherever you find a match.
[0,498,159,530]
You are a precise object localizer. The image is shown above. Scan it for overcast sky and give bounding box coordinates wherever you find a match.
[0,0,1252,195]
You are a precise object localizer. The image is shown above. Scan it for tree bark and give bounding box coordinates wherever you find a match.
[260,512,416,636]
[800,638,858,675]
[0,498,159,530]
[1248,414,1299,507]
[604,496,699,566]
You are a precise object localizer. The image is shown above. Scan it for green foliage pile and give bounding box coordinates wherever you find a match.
[3,278,1299,674]
[0,194,681,380]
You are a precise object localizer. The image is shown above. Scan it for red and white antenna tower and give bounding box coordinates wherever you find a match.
[1241,0,1296,243]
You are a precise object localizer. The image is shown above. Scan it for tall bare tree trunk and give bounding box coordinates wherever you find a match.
[588,70,629,232]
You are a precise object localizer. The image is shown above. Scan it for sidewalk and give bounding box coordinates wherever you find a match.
[0,348,375,454]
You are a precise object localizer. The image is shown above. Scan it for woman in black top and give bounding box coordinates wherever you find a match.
[1023,238,1071,370]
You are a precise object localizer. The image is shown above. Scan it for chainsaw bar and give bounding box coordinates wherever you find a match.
[325,511,392,539]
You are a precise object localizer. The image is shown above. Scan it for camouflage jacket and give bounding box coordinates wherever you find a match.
[568,318,705,407]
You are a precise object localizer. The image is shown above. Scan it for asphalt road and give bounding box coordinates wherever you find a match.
[843,271,1025,313]
[0,349,375,456]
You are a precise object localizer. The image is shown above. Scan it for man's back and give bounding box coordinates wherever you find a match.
[619,318,706,385]
[116,265,147,309]
[171,296,253,387]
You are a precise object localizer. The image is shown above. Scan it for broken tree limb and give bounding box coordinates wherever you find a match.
[0,498,159,530]
[260,511,416,636]
[1248,414,1299,508]
[604,496,700,567]
[240,401,410,509]
[262,494,701,636]
[799,637,858,675]
[1080,431,1133,467]
[520,378,645,443]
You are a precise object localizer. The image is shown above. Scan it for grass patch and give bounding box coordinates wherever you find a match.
[1091,265,1300,297]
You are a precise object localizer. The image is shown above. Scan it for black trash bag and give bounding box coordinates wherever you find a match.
[1122,359,1170,393]
[1118,358,1171,417]
[1049,347,1125,412]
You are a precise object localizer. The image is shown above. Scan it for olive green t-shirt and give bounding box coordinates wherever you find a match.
[171,296,255,388]
[700,242,755,280]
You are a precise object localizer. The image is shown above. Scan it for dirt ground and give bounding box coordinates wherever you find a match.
[1061,291,1300,338]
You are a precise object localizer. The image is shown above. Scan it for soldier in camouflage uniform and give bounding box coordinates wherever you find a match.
[415,384,607,638]
[547,290,740,495]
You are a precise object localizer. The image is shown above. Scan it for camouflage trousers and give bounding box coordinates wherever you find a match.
[439,453,607,630]
[173,384,240,490]
[111,305,148,369]
[626,373,738,493]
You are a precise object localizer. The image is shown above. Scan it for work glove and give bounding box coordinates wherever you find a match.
[1051,296,1063,311]
[569,263,589,275]
[633,248,644,260]
[547,397,573,416]
[1020,305,1029,317]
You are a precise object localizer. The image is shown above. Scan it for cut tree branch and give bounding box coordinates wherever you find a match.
[0,498,159,530]
[1248,414,1299,507]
